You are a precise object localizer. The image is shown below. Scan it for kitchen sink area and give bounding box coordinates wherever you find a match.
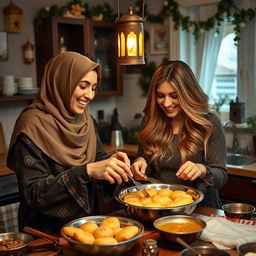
[226,153,256,167]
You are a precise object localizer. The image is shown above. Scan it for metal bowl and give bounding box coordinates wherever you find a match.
[180,246,230,256]
[60,215,144,256]
[116,183,204,222]
[222,203,255,220]
[0,232,33,256]
[154,215,206,245]
[237,242,256,256]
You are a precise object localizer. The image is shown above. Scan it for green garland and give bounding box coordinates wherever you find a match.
[34,0,114,31]
[135,0,256,43]
[34,0,256,43]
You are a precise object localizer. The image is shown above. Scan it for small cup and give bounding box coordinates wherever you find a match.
[2,75,15,96]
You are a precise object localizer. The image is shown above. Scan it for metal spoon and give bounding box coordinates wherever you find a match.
[126,173,142,186]
[176,237,202,256]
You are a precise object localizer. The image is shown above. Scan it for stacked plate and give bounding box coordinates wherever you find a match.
[18,77,39,95]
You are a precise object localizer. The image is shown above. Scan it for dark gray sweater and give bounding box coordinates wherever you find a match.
[139,113,228,209]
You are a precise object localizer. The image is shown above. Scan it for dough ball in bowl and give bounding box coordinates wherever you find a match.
[93,226,114,239]
[80,221,98,233]
[100,217,120,229]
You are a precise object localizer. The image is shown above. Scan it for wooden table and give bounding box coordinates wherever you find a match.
[28,205,239,256]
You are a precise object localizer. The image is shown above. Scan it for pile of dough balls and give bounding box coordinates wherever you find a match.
[123,188,195,207]
[63,217,139,245]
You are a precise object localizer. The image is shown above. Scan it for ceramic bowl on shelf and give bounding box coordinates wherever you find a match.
[19,87,39,95]
[222,203,255,220]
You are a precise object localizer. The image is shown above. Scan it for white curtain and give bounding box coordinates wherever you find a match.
[169,4,225,95]
[238,1,256,115]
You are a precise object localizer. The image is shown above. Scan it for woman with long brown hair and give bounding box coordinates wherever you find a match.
[132,60,227,208]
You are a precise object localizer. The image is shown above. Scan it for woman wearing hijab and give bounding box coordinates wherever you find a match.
[131,60,227,209]
[7,52,132,232]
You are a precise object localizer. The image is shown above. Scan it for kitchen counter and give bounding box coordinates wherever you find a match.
[27,205,241,256]
[1,144,256,178]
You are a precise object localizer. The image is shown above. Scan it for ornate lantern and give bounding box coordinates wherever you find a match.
[116,0,145,65]
[3,1,23,33]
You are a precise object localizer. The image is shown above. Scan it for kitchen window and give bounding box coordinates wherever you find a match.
[211,24,237,112]
[169,0,256,115]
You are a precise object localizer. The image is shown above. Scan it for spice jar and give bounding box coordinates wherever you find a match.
[142,239,159,256]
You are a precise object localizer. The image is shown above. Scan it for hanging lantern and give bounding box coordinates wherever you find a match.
[116,0,145,65]
[23,39,34,64]
[3,1,23,33]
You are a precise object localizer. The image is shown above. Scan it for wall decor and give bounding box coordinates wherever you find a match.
[0,32,8,61]
[150,24,169,55]
[3,2,23,33]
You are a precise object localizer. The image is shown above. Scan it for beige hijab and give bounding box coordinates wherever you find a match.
[9,52,101,167]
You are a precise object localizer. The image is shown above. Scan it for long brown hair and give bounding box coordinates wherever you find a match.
[140,60,213,165]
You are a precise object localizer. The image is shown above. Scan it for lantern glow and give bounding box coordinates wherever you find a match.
[116,0,145,65]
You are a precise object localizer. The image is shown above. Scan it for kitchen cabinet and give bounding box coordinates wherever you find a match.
[34,17,122,97]
[219,174,256,206]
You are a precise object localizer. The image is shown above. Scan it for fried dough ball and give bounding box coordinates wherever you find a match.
[145,188,157,197]
[115,226,139,242]
[80,221,98,234]
[93,226,114,239]
[140,197,152,205]
[62,226,80,238]
[172,197,194,207]
[136,190,147,198]
[157,188,173,197]
[123,193,138,201]
[178,193,193,200]
[94,237,118,245]
[124,198,143,206]
[151,195,171,206]
[170,190,187,200]
[112,227,123,235]
[100,217,120,230]
[74,229,95,244]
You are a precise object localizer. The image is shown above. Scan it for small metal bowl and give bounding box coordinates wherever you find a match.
[180,246,230,256]
[153,215,206,245]
[61,215,144,256]
[116,183,204,222]
[237,242,256,256]
[0,232,33,256]
[222,203,255,220]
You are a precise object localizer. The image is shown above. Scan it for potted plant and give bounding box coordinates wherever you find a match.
[246,114,256,129]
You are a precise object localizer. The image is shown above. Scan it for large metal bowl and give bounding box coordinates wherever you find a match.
[153,215,206,245]
[0,232,33,256]
[116,183,204,222]
[60,215,144,256]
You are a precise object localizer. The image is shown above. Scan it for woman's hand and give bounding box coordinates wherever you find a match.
[110,151,131,167]
[131,157,147,180]
[87,152,132,184]
[176,161,206,181]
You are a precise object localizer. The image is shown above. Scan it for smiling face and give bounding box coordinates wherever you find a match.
[156,81,183,121]
[70,70,98,115]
